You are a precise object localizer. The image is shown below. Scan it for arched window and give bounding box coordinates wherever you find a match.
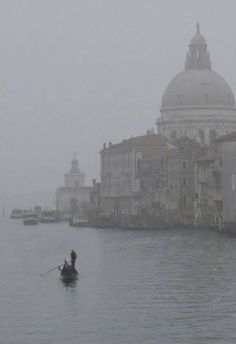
[177,93,181,105]
[209,129,217,143]
[171,130,177,141]
[199,129,205,143]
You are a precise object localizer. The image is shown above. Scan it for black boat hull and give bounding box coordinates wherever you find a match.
[60,269,78,282]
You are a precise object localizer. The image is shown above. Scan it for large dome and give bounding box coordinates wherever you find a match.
[161,23,235,112]
[157,24,236,144]
[161,69,235,111]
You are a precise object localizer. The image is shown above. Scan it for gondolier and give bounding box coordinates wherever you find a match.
[70,249,77,271]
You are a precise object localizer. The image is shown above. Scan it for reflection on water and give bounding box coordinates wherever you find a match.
[61,279,78,288]
[1,219,236,343]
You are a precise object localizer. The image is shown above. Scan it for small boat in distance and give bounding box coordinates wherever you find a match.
[23,213,39,225]
[69,215,91,227]
[39,210,59,223]
[10,209,24,219]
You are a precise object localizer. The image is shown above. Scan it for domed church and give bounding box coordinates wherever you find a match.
[156,23,236,144]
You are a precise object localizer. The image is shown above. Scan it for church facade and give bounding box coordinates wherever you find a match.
[56,157,92,216]
[156,24,236,144]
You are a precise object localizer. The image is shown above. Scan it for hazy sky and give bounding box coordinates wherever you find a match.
[0,0,235,210]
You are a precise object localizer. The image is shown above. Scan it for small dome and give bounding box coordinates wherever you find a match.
[190,22,206,46]
[161,69,235,110]
[190,33,206,46]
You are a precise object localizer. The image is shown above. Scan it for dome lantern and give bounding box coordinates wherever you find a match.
[185,22,211,70]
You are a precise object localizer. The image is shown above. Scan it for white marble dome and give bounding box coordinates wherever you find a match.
[157,24,236,144]
[161,69,235,110]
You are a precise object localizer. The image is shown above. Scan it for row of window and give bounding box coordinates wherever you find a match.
[170,129,218,143]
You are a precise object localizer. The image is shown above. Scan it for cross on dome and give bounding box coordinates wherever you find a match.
[196,22,200,34]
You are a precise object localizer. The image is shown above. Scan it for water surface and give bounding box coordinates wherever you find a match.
[0,218,236,343]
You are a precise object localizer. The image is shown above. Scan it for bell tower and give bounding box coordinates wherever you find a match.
[64,154,85,187]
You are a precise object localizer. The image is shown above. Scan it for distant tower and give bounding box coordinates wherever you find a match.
[64,155,85,187]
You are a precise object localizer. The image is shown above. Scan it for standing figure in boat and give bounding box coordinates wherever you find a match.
[70,249,77,271]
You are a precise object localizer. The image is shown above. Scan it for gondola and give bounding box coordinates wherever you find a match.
[59,262,79,282]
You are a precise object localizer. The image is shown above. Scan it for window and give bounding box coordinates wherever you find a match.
[199,129,205,144]
[182,161,187,170]
[171,130,177,141]
[232,174,236,191]
[209,129,217,144]
[183,177,186,186]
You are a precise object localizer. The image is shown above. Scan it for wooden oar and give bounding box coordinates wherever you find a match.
[41,265,62,276]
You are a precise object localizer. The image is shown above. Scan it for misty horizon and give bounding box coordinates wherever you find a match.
[0,0,235,211]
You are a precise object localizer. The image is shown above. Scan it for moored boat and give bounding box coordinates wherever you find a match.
[39,210,59,223]
[70,216,91,227]
[23,213,39,225]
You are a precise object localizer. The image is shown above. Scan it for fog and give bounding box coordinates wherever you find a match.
[0,0,235,211]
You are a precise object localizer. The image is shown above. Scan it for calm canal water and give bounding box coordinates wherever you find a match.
[1,218,236,343]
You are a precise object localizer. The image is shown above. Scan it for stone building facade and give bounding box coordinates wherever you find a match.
[100,134,172,219]
[217,133,236,225]
[194,145,222,227]
[138,137,200,225]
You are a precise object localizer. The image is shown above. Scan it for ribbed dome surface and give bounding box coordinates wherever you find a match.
[161,69,235,110]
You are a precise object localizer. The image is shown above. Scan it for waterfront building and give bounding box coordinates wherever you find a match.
[137,148,177,223]
[216,132,236,225]
[193,132,236,228]
[89,179,101,220]
[138,137,200,225]
[56,157,92,216]
[194,145,222,227]
[157,23,236,144]
[100,133,172,220]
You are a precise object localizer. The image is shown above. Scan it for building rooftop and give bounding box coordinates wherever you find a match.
[102,134,173,151]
